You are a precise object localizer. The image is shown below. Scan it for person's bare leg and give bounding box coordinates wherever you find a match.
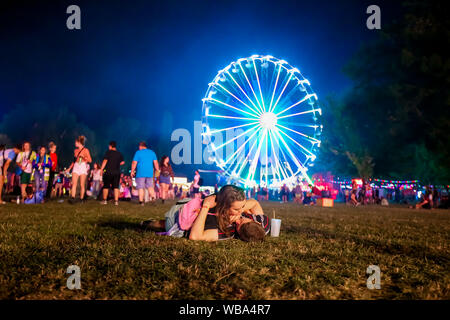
[148,187,155,201]
[71,174,79,198]
[102,188,109,201]
[79,174,86,200]
[0,176,4,203]
[114,188,119,202]
[138,189,145,203]
[21,184,27,202]
[162,183,168,200]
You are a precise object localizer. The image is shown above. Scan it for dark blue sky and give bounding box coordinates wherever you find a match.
[1,0,402,132]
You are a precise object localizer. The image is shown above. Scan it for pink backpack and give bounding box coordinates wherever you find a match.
[178,197,203,230]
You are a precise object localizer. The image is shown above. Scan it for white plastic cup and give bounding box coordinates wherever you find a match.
[270,218,281,237]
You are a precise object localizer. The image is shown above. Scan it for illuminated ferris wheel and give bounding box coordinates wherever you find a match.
[201,55,322,187]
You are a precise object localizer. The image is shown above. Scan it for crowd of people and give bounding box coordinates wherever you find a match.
[2,138,449,244]
[1,138,448,210]
[242,180,449,209]
[0,137,185,205]
[1,139,270,241]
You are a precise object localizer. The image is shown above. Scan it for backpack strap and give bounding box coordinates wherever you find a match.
[0,150,4,173]
[74,147,85,162]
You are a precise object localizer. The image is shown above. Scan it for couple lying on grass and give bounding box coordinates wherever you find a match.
[142,185,270,242]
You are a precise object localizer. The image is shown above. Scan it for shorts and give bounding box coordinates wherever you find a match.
[160,175,171,184]
[103,173,120,189]
[21,172,32,185]
[193,187,200,194]
[164,209,180,232]
[136,177,154,190]
[73,162,89,176]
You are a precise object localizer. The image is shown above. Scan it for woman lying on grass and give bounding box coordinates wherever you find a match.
[142,185,269,242]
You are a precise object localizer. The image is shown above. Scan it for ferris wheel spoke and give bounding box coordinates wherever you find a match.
[208,98,260,119]
[268,64,281,114]
[207,114,259,121]
[229,130,260,178]
[277,108,322,120]
[276,126,315,159]
[275,123,320,144]
[275,93,317,117]
[238,61,265,114]
[274,79,313,115]
[277,144,295,177]
[245,129,268,185]
[207,121,259,135]
[264,128,269,185]
[212,122,260,152]
[269,72,293,114]
[273,128,308,174]
[226,71,262,116]
[267,129,290,181]
[213,82,261,117]
[223,127,261,166]
[253,59,266,112]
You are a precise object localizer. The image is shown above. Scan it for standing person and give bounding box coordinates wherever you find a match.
[192,170,201,198]
[100,141,125,206]
[293,184,303,204]
[16,142,37,203]
[159,155,174,204]
[131,141,159,206]
[280,184,289,203]
[0,144,20,204]
[45,142,58,199]
[32,146,52,199]
[344,188,350,203]
[90,163,103,199]
[54,171,65,198]
[66,136,92,203]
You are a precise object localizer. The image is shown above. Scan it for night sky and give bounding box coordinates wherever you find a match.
[0,0,403,178]
[0,0,403,121]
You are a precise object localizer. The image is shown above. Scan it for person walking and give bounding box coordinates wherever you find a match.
[0,144,21,204]
[46,142,58,199]
[100,141,125,206]
[131,141,159,206]
[16,142,37,203]
[90,163,103,199]
[159,155,174,204]
[32,146,52,200]
[192,170,201,198]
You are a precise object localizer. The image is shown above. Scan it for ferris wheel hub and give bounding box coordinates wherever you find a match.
[259,112,278,130]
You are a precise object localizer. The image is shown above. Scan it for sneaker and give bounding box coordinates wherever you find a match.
[101,200,107,205]
[114,201,119,206]
[139,201,144,207]
[0,201,5,205]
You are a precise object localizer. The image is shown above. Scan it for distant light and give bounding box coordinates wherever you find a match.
[259,112,278,130]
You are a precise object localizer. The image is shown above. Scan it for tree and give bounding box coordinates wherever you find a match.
[315,0,450,183]
[0,102,97,169]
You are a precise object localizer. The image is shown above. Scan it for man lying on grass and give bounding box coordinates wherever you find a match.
[142,185,269,242]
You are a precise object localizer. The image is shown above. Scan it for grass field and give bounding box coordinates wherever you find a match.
[0,200,449,300]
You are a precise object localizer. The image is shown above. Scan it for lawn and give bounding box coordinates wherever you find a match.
[0,200,448,299]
